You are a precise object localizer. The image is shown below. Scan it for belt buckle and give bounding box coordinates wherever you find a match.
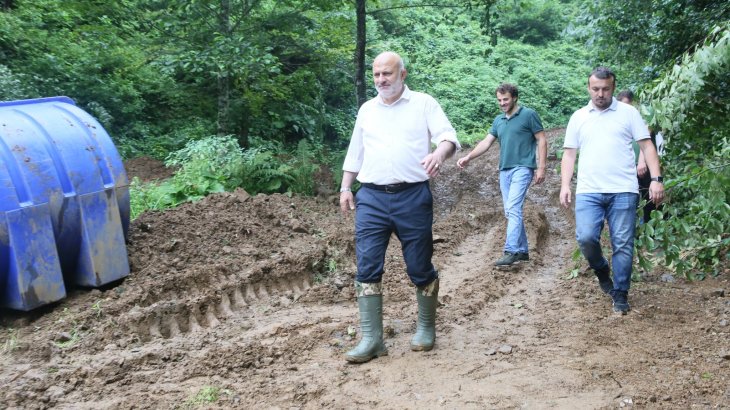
[384,184,396,193]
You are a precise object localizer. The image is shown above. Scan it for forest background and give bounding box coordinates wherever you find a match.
[1,0,728,277]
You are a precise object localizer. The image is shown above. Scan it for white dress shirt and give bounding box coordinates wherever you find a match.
[343,86,460,185]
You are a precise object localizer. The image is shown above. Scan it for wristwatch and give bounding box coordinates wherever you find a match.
[650,176,663,183]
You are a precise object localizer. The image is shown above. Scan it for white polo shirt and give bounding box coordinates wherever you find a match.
[343,85,460,185]
[564,98,650,194]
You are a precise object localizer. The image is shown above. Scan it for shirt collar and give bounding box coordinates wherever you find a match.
[588,97,618,112]
[501,105,522,119]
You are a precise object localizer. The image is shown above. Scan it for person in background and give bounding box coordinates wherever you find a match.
[617,89,662,224]
[340,51,460,363]
[560,67,664,315]
[456,83,547,268]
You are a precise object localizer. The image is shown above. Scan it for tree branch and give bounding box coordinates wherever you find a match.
[664,161,730,192]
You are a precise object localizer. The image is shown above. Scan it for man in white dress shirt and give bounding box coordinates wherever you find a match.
[339,51,460,362]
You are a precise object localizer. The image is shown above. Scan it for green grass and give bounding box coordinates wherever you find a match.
[181,386,232,408]
[2,329,19,354]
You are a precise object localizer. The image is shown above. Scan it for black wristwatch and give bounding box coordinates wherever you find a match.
[650,176,663,183]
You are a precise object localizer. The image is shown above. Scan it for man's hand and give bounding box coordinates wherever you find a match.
[339,171,358,216]
[649,181,665,205]
[422,141,456,178]
[534,131,547,185]
[637,160,648,177]
[421,153,444,178]
[533,168,546,185]
[456,156,470,169]
[559,186,572,208]
[339,191,355,215]
[559,148,577,209]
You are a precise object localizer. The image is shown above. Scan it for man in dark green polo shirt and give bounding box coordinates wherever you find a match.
[457,83,547,267]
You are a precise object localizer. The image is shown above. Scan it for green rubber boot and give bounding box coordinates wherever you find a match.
[345,282,387,363]
[411,278,439,351]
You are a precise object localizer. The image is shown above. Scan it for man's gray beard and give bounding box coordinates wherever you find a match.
[378,89,399,100]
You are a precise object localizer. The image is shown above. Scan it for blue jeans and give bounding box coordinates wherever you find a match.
[499,167,534,254]
[575,193,639,292]
[354,183,437,287]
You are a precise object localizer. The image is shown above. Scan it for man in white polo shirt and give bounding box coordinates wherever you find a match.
[560,67,664,315]
[339,51,460,362]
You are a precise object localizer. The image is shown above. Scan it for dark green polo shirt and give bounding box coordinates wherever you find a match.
[489,106,543,170]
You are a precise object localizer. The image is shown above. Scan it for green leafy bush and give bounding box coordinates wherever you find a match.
[164,135,246,200]
[635,24,730,279]
[129,135,331,218]
[0,65,34,100]
[128,135,247,219]
[129,177,180,219]
[498,0,566,45]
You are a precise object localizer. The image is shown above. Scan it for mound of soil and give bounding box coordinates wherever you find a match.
[1,140,728,408]
[124,156,176,182]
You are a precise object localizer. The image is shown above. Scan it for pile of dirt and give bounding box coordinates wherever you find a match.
[123,156,176,182]
[0,149,727,408]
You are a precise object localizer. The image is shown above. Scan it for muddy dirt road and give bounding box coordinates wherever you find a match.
[1,145,728,409]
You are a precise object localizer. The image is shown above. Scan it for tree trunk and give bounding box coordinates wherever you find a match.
[355,0,367,108]
[217,75,231,136]
[217,0,232,136]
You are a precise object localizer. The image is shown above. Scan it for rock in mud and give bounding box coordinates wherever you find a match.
[233,188,251,202]
[709,289,725,298]
[55,332,73,343]
[498,345,513,354]
[45,385,64,400]
[290,219,309,233]
[660,274,675,283]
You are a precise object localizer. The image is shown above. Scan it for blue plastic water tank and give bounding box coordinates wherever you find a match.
[0,97,130,311]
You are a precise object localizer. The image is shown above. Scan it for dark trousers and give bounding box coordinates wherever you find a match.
[354,182,437,287]
[638,173,658,223]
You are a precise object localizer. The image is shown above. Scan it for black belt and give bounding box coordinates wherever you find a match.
[361,181,426,193]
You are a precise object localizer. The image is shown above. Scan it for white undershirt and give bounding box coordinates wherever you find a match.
[343,86,460,185]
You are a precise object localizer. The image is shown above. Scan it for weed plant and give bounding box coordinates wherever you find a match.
[129,135,332,219]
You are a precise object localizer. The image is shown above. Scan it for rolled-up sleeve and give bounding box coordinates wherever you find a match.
[426,97,461,151]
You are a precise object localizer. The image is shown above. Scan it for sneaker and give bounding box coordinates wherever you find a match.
[495,252,520,267]
[594,268,613,295]
[516,252,529,263]
[611,290,630,315]
[598,279,614,295]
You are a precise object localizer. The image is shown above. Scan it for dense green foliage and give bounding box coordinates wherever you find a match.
[497,0,566,45]
[635,24,730,278]
[0,0,355,157]
[577,0,730,86]
[0,1,186,155]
